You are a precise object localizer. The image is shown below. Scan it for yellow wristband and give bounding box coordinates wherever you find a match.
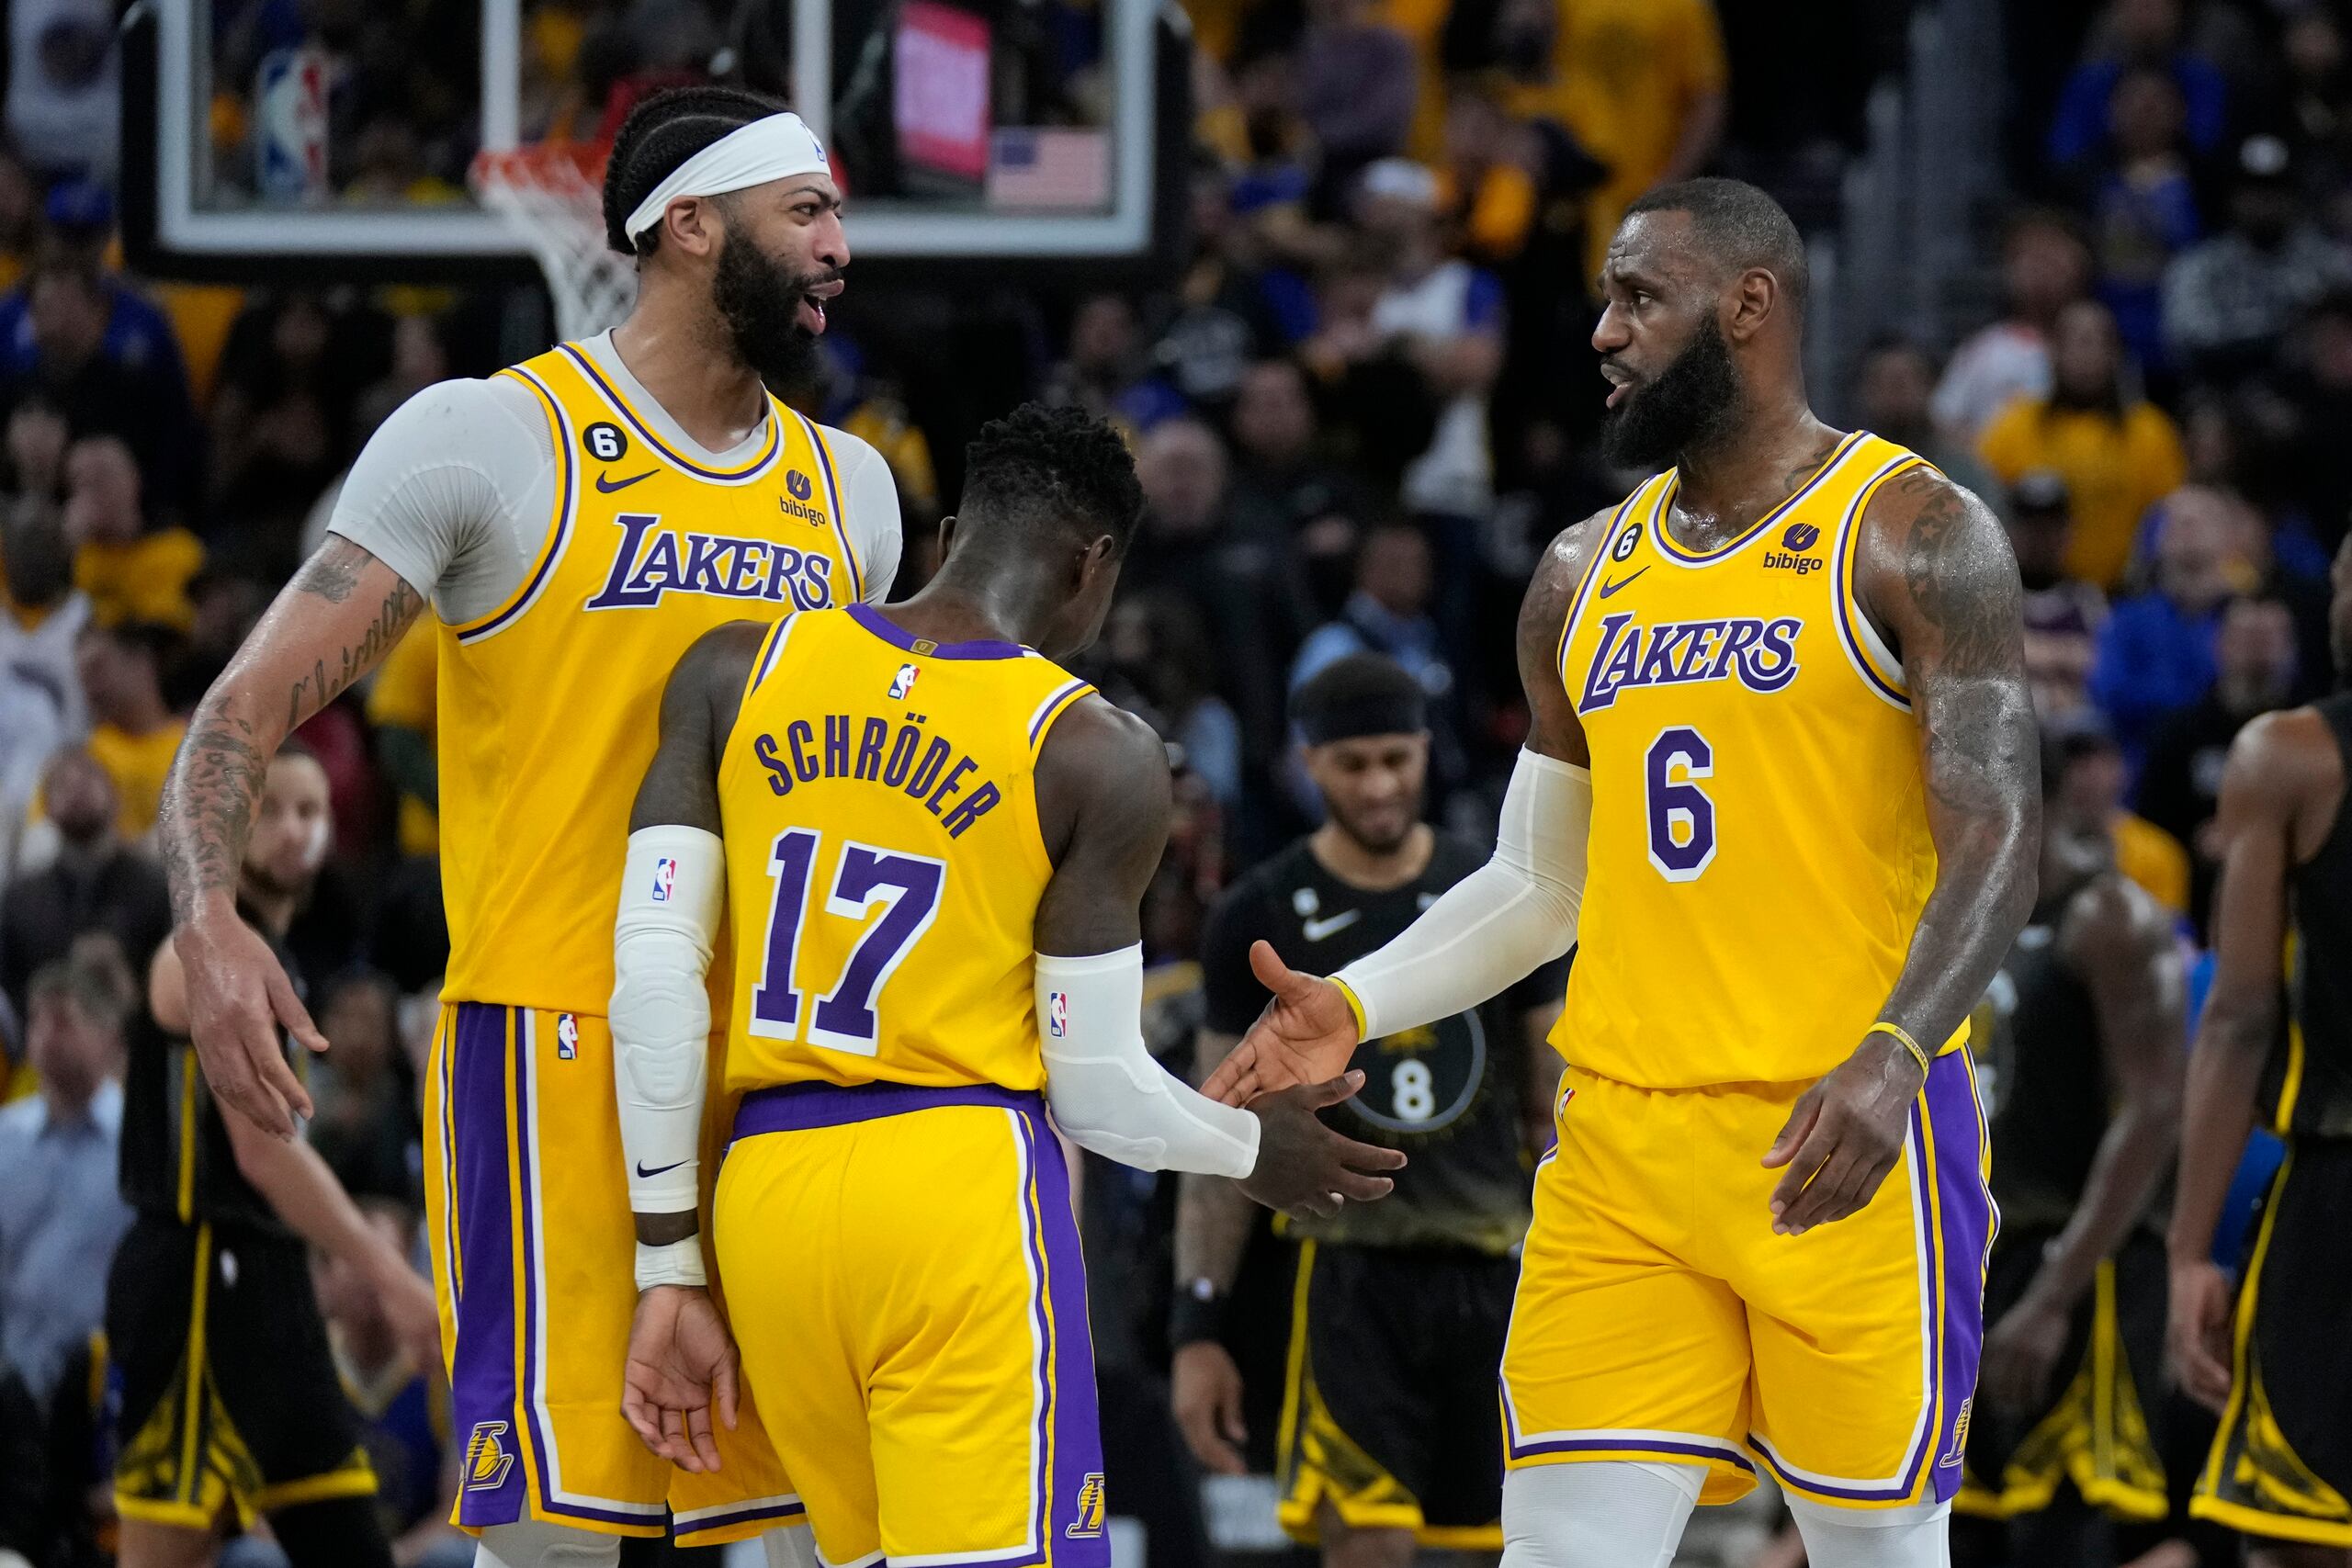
[1866,1021,1931,1076]
[1329,975,1369,1042]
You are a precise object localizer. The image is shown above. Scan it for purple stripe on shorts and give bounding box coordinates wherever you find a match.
[1510,1431,1758,1470]
[1019,1104,1110,1565]
[447,1003,527,1527]
[1920,1047,1992,1503]
[732,1078,1045,1139]
[673,1498,809,1539]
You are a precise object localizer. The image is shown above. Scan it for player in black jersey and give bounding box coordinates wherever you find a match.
[1953,726,2186,1566]
[1175,655,1567,1559]
[108,746,437,1568]
[2172,536,2352,1565]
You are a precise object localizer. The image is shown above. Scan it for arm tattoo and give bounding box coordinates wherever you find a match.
[159,538,425,920]
[284,557,424,728]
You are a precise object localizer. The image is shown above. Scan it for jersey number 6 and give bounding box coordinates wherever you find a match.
[1645,727,1716,882]
[749,828,947,1055]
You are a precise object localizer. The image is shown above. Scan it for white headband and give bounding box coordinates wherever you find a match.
[625,112,831,243]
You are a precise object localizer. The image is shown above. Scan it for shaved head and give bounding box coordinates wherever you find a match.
[1623,177,1809,320]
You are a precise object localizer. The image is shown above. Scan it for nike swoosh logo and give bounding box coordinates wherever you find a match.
[1599,566,1649,598]
[596,468,657,492]
[634,1159,687,1179]
[1302,910,1361,942]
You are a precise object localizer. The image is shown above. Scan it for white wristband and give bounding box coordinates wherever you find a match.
[635,1237,707,1291]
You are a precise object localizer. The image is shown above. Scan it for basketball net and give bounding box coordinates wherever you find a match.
[469,142,637,342]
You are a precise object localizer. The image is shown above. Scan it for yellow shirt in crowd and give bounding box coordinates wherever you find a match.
[2112,810,2190,916]
[1976,398,2188,590]
[75,530,206,631]
[87,719,187,840]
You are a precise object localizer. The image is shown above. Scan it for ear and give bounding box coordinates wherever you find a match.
[1075,534,1117,590]
[936,513,959,557]
[661,195,724,260]
[1724,267,1778,343]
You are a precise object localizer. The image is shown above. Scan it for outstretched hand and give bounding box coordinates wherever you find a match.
[1238,1070,1408,1220]
[1201,942,1363,1107]
[621,1285,740,1474]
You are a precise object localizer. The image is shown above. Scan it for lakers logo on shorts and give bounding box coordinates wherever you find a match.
[465,1421,516,1492]
[1065,1472,1107,1539]
[1940,1397,1973,1469]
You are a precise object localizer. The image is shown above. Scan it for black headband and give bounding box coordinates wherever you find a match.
[1295,688,1428,746]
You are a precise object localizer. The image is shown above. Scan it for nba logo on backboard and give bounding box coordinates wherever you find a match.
[650,857,677,902]
[1046,991,1069,1038]
[889,663,920,700]
[556,1014,578,1060]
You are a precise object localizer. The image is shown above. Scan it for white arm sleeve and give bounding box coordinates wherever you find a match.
[610,826,726,1287]
[1332,749,1590,1040]
[829,428,905,604]
[1038,946,1261,1179]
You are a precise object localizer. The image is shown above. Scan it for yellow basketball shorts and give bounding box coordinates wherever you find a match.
[714,1080,1111,1568]
[1500,1052,1996,1510]
[424,1002,802,1542]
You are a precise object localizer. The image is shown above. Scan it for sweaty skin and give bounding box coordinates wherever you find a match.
[1208,207,2040,1237]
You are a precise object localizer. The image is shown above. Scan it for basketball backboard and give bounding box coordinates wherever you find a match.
[120,0,1187,285]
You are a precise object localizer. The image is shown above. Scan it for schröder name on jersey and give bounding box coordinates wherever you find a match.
[586,512,837,612]
[752,712,1004,838]
[1577,609,1802,713]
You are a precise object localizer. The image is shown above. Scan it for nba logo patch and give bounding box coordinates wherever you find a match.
[888,662,920,701]
[650,857,677,903]
[1046,990,1069,1039]
[556,1014,579,1060]
[1065,1472,1106,1538]
[464,1421,515,1491]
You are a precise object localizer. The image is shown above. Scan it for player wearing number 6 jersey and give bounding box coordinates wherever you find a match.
[1204,179,2040,1568]
[610,405,1406,1568]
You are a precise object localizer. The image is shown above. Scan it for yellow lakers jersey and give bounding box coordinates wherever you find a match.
[717,604,1096,1094]
[436,342,874,1009]
[1554,430,1962,1088]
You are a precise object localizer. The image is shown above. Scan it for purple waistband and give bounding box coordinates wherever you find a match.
[732,1078,1046,1140]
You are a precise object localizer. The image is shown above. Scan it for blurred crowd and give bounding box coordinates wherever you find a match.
[0,0,2347,1564]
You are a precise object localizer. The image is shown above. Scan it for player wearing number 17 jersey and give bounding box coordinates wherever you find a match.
[608,406,1405,1568]
[1207,179,2040,1568]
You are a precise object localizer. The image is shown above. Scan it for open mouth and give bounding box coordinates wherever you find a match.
[1600,362,1636,410]
[797,279,844,334]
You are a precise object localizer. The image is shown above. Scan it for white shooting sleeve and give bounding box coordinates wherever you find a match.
[1037,945,1261,1178]
[610,825,726,1288]
[1331,749,1591,1041]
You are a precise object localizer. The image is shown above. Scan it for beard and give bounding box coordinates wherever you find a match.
[1602,314,1743,468]
[711,229,825,394]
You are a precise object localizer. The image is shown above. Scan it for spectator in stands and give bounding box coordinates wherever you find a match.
[1296,0,1419,189]
[2277,7,2352,196]
[2,393,66,513]
[2137,593,2299,936]
[1933,210,2095,447]
[2049,716,2191,916]
[1289,520,1464,799]
[0,143,35,295]
[0,504,86,727]
[1226,356,1376,543]
[1042,293,1175,434]
[1297,252,1442,496]
[2005,468,2110,718]
[3,0,119,180]
[72,620,185,842]
[0,949,131,1409]
[2048,0,2228,172]
[2162,134,2352,383]
[307,970,418,1206]
[1126,417,1306,770]
[2284,286,2352,549]
[2076,64,2205,371]
[1358,159,1505,523]
[1978,298,2188,588]
[1850,334,2000,499]
[0,749,171,1019]
[1,254,198,514]
[2088,484,2259,759]
[1102,593,1246,812]
[61,435,202,632]
[1488,0,1728,276]
[209,292,375,579]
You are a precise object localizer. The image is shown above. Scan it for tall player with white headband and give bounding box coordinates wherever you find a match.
[156,88,899,1568]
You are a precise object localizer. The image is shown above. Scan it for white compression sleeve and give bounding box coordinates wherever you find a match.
[610,826,725,1288]
[1498,1460,1703,1568]
[1783,1495,1951,1568]
[1038,946,1261,1179]
[1332,749,1590,1041]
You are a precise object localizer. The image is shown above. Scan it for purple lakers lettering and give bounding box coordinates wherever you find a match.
[585,512,836,612]
[1577,610,1803,713]
[752,713,1003,838]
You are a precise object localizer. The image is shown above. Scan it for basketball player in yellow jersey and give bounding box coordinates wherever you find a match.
[608,405,1406,1568]
[156,86,899,1568]
[1207,178,2041,1568]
